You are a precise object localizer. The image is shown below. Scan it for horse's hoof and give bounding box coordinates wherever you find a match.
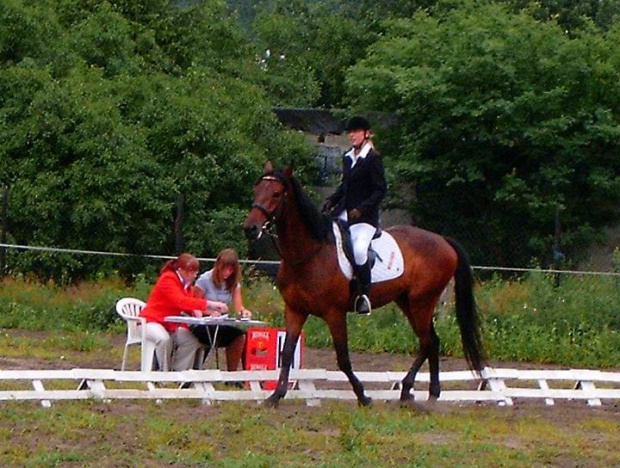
[399,392,414,407]
[263,395,280,408]
[358,396,373,407]
[399,398,416,409]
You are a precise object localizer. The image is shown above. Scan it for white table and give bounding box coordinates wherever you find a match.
[164,315,267,368]
[164,315,266,327]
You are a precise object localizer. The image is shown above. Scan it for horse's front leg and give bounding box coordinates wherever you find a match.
[325,310,372,407]
[264,306,307,408]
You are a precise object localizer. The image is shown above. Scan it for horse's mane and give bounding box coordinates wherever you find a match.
[271,170,333,244]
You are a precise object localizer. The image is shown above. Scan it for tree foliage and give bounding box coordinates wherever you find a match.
[1,0,620,279]
[0,0,312,280]
[252,0,378,107]
[499,0,620,33]
[346,1,620,266]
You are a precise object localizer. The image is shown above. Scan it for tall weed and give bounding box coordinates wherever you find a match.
[0,276,151,332]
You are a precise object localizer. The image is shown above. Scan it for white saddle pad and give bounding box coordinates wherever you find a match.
[332,223,404,283]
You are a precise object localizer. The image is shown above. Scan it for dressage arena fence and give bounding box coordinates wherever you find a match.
[2,367,620,408]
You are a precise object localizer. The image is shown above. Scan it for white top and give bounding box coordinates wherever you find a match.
[345,142,372,168]
[194,269,240,304]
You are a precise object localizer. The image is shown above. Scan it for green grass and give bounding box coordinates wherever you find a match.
[0,330,118,362]
[0,271,619,368]
[0,400,617,467]
[475,272,620,367]
[299,271,620,369]
[1,273,619,466]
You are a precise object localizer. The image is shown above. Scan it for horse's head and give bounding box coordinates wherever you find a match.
[243,161,292,241]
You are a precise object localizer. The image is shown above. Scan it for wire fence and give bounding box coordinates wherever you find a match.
[1,241,618,284]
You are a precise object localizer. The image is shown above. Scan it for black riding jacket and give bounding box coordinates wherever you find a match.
[327,146,386,227]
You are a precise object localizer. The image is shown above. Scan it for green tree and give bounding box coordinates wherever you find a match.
[347,1,620,266]
[500,0,620,33]
[0,0,63,64]
[252,0,378,107]
[0,0,313,280]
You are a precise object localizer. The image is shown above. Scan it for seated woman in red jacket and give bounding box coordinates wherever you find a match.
[139,253,228,371]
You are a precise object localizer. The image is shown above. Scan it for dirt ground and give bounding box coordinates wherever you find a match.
[2,330,620,468]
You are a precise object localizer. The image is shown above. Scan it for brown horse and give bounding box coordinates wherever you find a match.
[243,161,485,407]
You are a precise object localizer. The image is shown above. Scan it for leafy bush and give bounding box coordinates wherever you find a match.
[347,2,620,267]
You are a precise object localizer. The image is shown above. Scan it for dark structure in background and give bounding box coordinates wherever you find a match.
[272,107,344,135]
[273,107,346,186]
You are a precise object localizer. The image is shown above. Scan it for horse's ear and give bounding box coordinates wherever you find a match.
[264,160,274,173]
[283,165,294,177]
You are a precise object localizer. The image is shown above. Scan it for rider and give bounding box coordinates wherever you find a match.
[323,116,387,315]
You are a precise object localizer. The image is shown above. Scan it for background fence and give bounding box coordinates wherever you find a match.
[1,241,618,282]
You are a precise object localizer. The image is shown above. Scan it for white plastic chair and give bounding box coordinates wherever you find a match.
[115,298,156,371]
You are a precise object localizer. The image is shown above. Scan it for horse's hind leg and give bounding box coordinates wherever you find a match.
[426,322,441,399]
[396,295,441,403]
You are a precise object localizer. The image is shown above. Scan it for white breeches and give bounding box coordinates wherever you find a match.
[349,222,376,265]
[144,322,202,371]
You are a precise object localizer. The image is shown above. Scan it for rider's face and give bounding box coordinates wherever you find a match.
[348,129,367,149]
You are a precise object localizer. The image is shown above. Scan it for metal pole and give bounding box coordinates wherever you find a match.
[174,192,184,255]
[553,206,563,288]
[0,186,8,274]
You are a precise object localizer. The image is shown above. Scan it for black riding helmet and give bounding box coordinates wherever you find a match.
[345,116,371,131]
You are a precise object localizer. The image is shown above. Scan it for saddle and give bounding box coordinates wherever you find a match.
[331,221,404,284]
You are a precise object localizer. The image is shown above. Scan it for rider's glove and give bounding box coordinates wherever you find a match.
[348,208,362,220]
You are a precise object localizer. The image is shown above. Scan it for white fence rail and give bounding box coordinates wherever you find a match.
[1,367,620,407]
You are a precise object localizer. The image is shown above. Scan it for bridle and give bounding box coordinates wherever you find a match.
[249,172,322,266]
[250,173,288,241]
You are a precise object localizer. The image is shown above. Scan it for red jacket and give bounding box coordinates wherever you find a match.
[140,270,207,332]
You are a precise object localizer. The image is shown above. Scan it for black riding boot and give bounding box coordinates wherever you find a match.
[354,262,372,315]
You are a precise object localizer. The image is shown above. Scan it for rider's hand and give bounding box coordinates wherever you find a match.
[348,208,362,220]
[240,308,252,319]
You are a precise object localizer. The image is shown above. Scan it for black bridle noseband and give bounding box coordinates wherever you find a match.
[250,171,324,266]
[250,173,289,239]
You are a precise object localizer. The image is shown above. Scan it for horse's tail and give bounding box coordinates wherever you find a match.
[444,237,486,372]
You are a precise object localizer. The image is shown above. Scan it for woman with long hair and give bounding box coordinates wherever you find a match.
[139,253,228,371]
[192,248,252,371]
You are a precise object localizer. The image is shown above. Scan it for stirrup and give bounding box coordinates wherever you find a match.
[354,294,372,315]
